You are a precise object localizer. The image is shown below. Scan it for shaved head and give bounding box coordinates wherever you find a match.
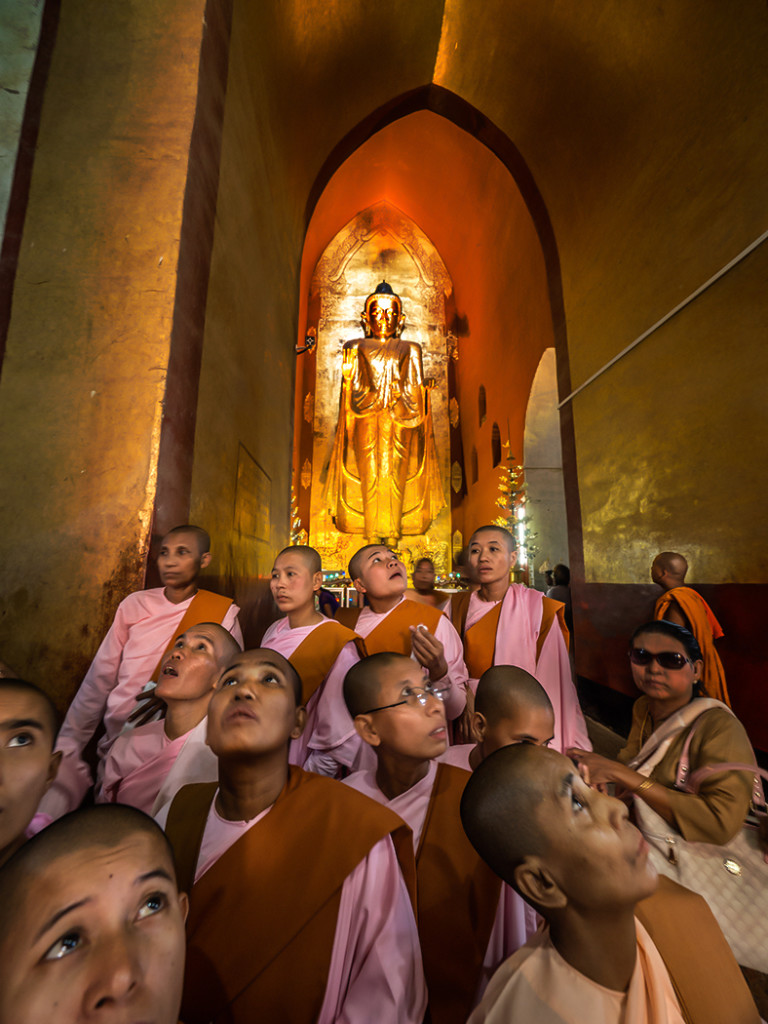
[343,652,409,717]
[470,525,515,552]
[0,678,59,743]
[220,648,303,705]
[461,743,550,889]
[192,622,242,666]
[276,545,322,575]
[349,544,382,582]
[0,805,176,937]
[475,666,553,724]
[652,551,688,582]
[163,524,210,555]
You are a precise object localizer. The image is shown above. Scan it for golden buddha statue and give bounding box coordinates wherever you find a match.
[324,281,445,545]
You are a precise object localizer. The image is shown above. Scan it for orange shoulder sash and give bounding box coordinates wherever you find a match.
[463,602,502,679]
[636,876,759,1024]
[289,622,361,704]
[364,599,443,656]
[150,590,234,682]
[537,595,569,661]
[169,768,415,1024]
[417,763,502,1024]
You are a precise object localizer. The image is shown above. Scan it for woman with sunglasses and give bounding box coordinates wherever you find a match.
[568,620,754,845]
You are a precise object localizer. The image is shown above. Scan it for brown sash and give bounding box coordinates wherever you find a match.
[417,763,502,1024]
[335,605,361,630]
[636,876,759,1024]
[538,595,569,660]
[150,589,234,682]
[364,599,444,655]
[166,767,416,1024]
[449,589,472,637]
[288,622,361,704]
[464,602,502,679]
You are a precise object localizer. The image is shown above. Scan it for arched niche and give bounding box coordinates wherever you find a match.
[295,200,454,574]
[296,108,571,571]
[524,347,569,591]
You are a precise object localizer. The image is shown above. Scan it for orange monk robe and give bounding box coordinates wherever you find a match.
[345,761,535,1024]
[164,768,425,1024]
[352,596,469,721]
[654,587,730,706]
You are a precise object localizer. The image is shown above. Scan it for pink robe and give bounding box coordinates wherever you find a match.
[468,920,685,1024]
[260,616,373,774]
[99,719,191,814]
[156,792,427,1024]
[344,762,538,1006]
[465,588,590,753]
[437,742,474,771]
[356,596,469,721]
[40,588,241,818]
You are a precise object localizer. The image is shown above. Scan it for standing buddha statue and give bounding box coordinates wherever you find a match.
[324,281,445,545]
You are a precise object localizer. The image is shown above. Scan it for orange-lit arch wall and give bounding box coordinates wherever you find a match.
[296,111,558,568]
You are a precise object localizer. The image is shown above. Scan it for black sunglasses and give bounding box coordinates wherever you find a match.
[628,648,691,671]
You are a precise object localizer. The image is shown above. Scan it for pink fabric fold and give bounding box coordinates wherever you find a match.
[260,616,370,773]
[40,588,241,818]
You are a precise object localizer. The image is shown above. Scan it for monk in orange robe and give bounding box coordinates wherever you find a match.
[651,551,729,706]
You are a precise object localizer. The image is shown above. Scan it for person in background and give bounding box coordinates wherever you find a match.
[651,551,729,705]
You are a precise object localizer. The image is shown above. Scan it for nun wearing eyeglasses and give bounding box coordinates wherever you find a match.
[342,651,539,1024]
[568,619,754,846]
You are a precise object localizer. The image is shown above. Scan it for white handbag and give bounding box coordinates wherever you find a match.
[633,717,768,973]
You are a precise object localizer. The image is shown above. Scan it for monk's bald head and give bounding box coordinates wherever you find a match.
[0,678,59,743]
[343,652,409,717]
[0,805,177,936]
[475,666,552,723]
[194,622,242,667]
[275,544,322,575]
[652,551,688,586]
[461,742,552,888]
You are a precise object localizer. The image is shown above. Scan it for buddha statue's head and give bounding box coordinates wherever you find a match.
[362,281,405,340]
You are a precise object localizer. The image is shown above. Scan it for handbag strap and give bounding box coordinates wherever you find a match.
[686,761,768,812]
[674,716,704,788]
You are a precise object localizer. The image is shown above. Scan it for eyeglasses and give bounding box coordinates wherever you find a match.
[359,683,449,715]
[628,648,691,671]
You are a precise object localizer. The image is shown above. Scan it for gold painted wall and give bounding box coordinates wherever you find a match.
[0,0,208,705]
[433,0,768,581]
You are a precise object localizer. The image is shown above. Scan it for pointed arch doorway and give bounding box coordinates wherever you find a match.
[293,99,582,582]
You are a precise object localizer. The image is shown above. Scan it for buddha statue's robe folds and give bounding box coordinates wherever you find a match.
[324,285,444,543]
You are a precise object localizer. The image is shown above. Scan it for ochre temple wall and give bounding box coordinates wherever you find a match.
[1,0,766,732]
[432,0,768,582]
[0,0,208,707]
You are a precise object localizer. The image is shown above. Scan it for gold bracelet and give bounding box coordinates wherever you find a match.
[634,778,655,795]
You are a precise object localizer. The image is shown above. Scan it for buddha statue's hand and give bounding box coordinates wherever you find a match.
[425,377,436,389]
[409,624,448,682]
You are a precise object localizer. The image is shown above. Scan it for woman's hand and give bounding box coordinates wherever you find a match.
[567,748,641,795]
[409,625,448,682]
